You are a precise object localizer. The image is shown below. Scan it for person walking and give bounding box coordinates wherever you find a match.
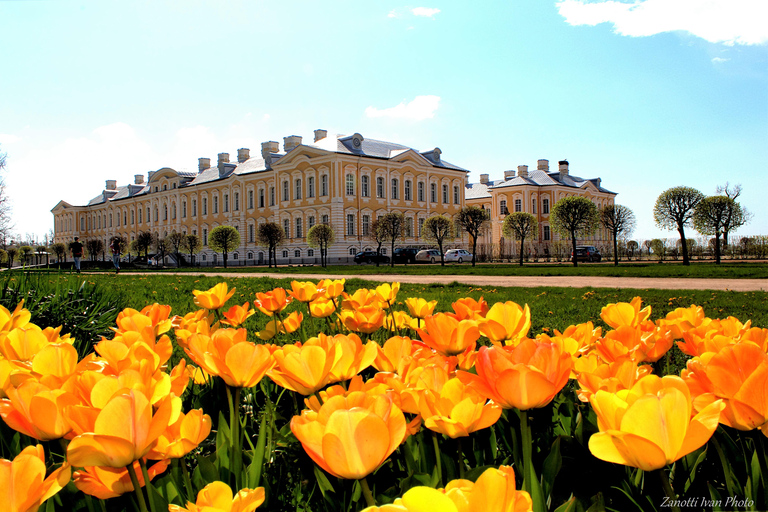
[110,237,121,273]
[70,236,83,273]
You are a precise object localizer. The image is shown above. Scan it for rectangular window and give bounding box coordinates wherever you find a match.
[542,198,550,214]
[347,213,355,236]
[418,218,425,237]
[346,174,354,196]
[532,198,536,214]
[392,179,399,200]
[308,216,315,230]
[500,200,508,215]
[362,215,370,236]
[224,194,229,213]
[270,187,275,206]
[543,225,551,241]
[203,198,208,215]
[454,186,459,205]
[182,201,187,218]
[406,217,413,237]
[405,180,412,201]
[430,183,437,203]
[235,192,239,211]
[203,229,208,246]
[123,212,127,225]
[322,214,329,224]
[321,175,328,196]
[296,218,303,238]
[418,182,425,202]
[138,209,142,224]
[376,177,385,199]
[147,207,150,222]
[109,213,113,227]
[259,189,265,208]
[283,181,289,202]
[81,217,85,230]
[295,178,302,200]
[249,224,254,242]
[361,176,369,197]
[213,196,219,214]
[284,218,290,238]
[192,199,197,217]
[248,190,254,209]
[442,184,448,204]
[308,177,315,198]
[131,210,135,224]
[515,199,522,212]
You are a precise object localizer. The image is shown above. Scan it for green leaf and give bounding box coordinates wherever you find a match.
[463,465,498,482]
[351,479,362,503]
[215,411,231,476]
[247,409,268,488]
[542,437,563,500]
[554,496,586,512]
[683,446,708,493]
[313,465,335,497]
[192,455,219,490]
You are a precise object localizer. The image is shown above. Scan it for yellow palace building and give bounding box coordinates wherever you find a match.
[51,130,469,265]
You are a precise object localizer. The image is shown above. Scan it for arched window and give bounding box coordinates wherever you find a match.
[361,175,370,197]
[542,198,550,214]
[294,249,301,258]
[295,178,302,200]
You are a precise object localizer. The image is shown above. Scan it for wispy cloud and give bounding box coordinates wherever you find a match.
[711,57,730,63]
[556,0,768,46]
[387,9,398,18]
[411,7,441,18]
[365,95,441,121]
[0,134,22,145]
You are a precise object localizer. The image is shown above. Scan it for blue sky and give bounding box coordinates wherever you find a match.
[1,0,766,243]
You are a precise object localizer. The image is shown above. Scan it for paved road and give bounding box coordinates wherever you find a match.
[152,272,768,292]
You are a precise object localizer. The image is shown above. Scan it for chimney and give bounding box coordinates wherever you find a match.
[479,174,489,184]
[105,180,117,190]
[261,141,279,158]
[237,148,250,163]
[134,174,144,185]
[537,159,549,171]
[314,129,328,142]
[217,153,230,168]
[518,165,529,178]
[558,160,569,176]
[504,170,516,180]
[198,157,211,173]
[283,135,302,152]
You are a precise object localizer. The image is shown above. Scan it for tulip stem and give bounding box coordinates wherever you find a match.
[520,410,532,493]
[432,432,443,486]
[126,463,149,512]
[658,469,681,512]
[181,459,194,502]
[457,438,465,479]
[139,458,158,512]
[360,477,376,507]
[226,386,243,489]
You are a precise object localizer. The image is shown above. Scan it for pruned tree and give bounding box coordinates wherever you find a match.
[153,234,168,267]
[694,195,734,264]
[184,234,202,267]
[502,212,538,266]
[166,232,186,267]
[714,183,752,248]
[18,245,33,266]
[35,245,48,266]
[257,222,285,268]
[550,196,599,267]
[600,204,636,266]
[6,247,17,269]
[379,212,405,268]
[626,240,639,260]
[135,230,154,263]
[653,186,705,266]
[110,235,128,256]
[369,218,387,267]
[307,223,335,268]
[455,205,490,267]
[85,239,103,262]
[208,225,240,268]
[50,243,66,267]
[422,215,454,266]
[650,238,667,262]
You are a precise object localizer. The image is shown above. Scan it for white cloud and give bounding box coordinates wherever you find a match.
[0,134,21,145]
[556,0,768,46]
[711,57,730,63]
[365,95,441,121]
[411,7,441,18]
[388,9,398,18]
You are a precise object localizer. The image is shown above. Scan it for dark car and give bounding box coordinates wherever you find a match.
[393,248,419,264]
[353,251,390,264]
[571,245,602,262]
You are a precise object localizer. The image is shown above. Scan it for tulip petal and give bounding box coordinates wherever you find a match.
[401,486,460,512]
[620,390,690,462]
[589,431,668,471]
[676,399,724,460]
[322,409,390,479]
[67,433,138,468]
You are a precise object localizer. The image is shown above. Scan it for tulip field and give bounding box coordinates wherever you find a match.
[0,276,767,512]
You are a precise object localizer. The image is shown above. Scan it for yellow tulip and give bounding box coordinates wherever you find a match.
[0,445,70,512]
[340,305,386,334]
[677,316,750,357]
[574,353,652,402]
[0,301,32,333]
[0,379,79,441]
[169,481,266,512]
[289,281,322,303]
[404,297,438,319]
[479,301,531,346]
[146,408,212,459]
[588,375,724,471]
[450,296,489,320]
[67,389,174,468]
[658,305,707,340]
[416,376,502,438]
[415,313,480,357]
[387,310,416,332]
[268,340,341,395]
[73,459,169,499]
[341,288,382,310]
[221,302,256,327]
[318,278,346,299]
[324,333,378,382]
[291,391,407,479]
[309,298,336,318]
[0,325,49,362]
[185,329,274,388]
[375,282,400,305]
[193,282,236,310]
[600,297,651,329]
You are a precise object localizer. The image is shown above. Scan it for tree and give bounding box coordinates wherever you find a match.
[85,239,103,262]
[379,212,405,268]
[455,206,490,267]
[714,183,752,249]
[626,240,639,260]
[307,224,335,268]
[110,235,128,256]
[0,145,13,243]
[502,212,538,266]
[18,245,33,266]
[650,239,667,262]
[369,218,387,267]
[653,186,705,266]
[134,231,154,263]
[153,234,168,266]
[600,204,636,266]
[184,234,202,267]
[208,225,240,268]
[693,195,733,264]
[257,222,285,268]
[6,247,17,269]
[35,245,48,266]
[166,232,186,267]
[50,243,66,267]
[422,215,454,266]
[550,196,599,267]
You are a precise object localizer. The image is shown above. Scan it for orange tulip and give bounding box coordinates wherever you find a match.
[341,288,382,310]
[450,296,489,320]
[479,301,531,346]
[254,288,292,316]
[0,379,79,441]
[659,305,707,340]
[595,322,673,364]
[67,389,174,468]
[173,309,215,349]
[185,329,274,388]
[340,305,386,334]
[222,302,256,327]
[115,304,173,337]
[31,341,79,387]
[682,342,768,433]
[404,297,438,319]
[318,278,346,300]
[146,408,212,459]
[268,340,341,395]
[291,391,407,479]
[0,445,70,512]
[289,281,322,303]
[324,333,378,382]
[73,459,169,499]
[459,339,573,410]
[256,312,304,340]
[193,283,236,310]
[386,310,416,332]
[416,376,501,438]
[600,297,651,329]
[589,375,724,471]
[676,316,750,357]
[553,321,601,354]
[375,282,400,305]
[374,336,421,374]
[574,353,652,402]
[309,298,336,318]
[169,481,266,512]
[0,326,50,362]
[415,313,480,357]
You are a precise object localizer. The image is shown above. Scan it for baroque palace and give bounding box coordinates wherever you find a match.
[51,130,616,264]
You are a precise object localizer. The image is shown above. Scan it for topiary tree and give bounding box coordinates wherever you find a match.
[600,204,636,266]
[51,243,66,266]
[208,225,241,268]
[84,239,103,263]
[184,234,202,267]
[35,245,48,266]
[502,212,538,267]
[380,212,405,268]
[626,240,639,260]
[455,206,490,267]
[693,195,733,264]
[307,223,335,268]
[422,215,454,266]
[550,196,599,267]
[257,222,285,268]
[653,186,704,266]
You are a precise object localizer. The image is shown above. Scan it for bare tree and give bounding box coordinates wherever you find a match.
[153,234,168,266]
[369,218,387,267]
[715,183,751,248]
[694,195,734,264]
[50,242,66,267]
[600,204,636,266]
[166,232,186,267]
[134,230,154,262]
[422,215,454,266]
[307,223,335,267]
[85,239,103,263]
[380,212,405,268]
[502,212,538,266]
[257,222,285,268]
[550,196,599,267]
[653,186,705,266]
[0,145,13,242]
[455,206,490,267]
[184,234,202,267]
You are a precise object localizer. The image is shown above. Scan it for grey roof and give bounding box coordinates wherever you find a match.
[473,169,616,195]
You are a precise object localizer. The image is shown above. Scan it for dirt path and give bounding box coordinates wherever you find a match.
[147,272,768,292]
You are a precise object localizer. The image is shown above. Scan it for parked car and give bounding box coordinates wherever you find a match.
[414,249,442,263]
[353,250,390,264]
[571,245,602,262]
[444,249,473,263]
[393,247,420,264]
